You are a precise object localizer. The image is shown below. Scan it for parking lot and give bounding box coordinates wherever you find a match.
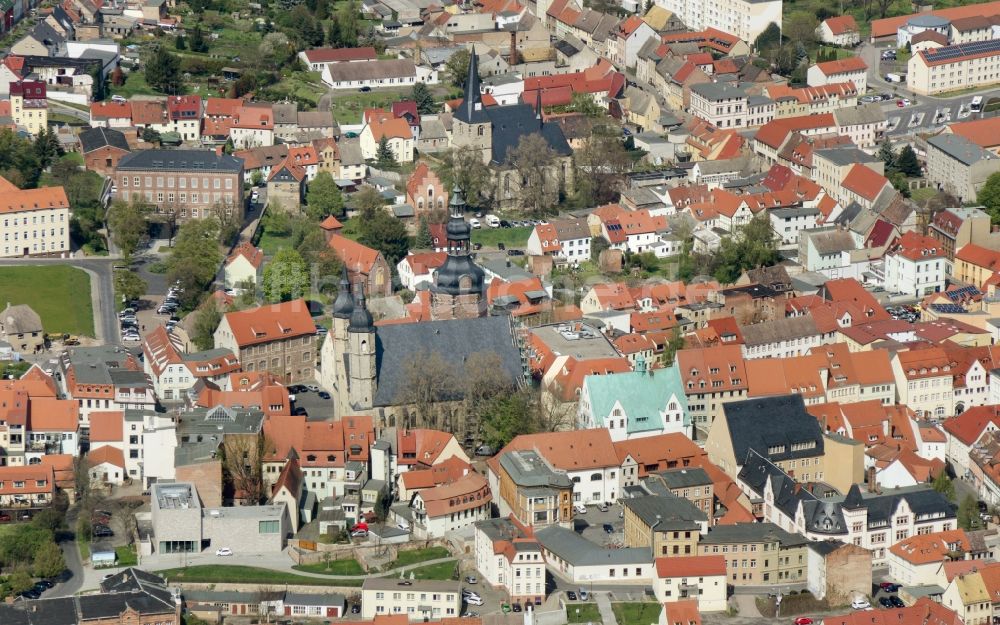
[573,502,626,546]
[289,385,335,421]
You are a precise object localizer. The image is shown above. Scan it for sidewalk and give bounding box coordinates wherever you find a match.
[595,592,619,625]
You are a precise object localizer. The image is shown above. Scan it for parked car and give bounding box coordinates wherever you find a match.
[890,596,905,608]
[878,597,892,608]
[851,598,871,610]
[794,618,813,625]
[465,597,484,606]
[0,513,10,522]
[598,502,609,512]
[579,589,589,601]
[215,547,233,556]
[574,503,587,514]
[306,385,319,392]
[602,523,614,534]
[351,605,361,614]
[469,218,481,229]
[465,576,477,584]
[879,583,899,592]
[318,391,331,399]
[512,603,522,613]
[93,526,114,538]
[566,591,577,601]
[350,529,368,538]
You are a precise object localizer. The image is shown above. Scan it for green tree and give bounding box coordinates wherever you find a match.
[978,172,1000,224]
[376,136,396,168]
[305,171,344,220]
[189,24,209,52]
[784,11,819,47]
[358,199,409,265]
[34,127,63,170]
[296,223,343,295]
[32,541,65,579]
[415,216,433,249]
[7,571,32,595]
[175,34,187,50]
[480,390,536,450]
[115,270,147,303]
[889,171,911,198]
[754,22,781,53]
[107,200,149,260]
[0,128,41,188]
[412,82,436,115]
[877,139,896,170]
[569,92,604,117]
[959,495,983,530]
[445,49,471,90]
[932,471,955,501]
[712,215,780,284]
[507,133,557,216]
[144,46,182,94]
[191,298,222,351]
[336,0,359,47]
[437,146,493,210]
[262,248,310,303]
[167,218,222,309]
[896,145,921,177]
[662,326,686,366]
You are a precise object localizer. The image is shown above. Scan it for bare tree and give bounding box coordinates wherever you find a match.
[395,352,458,430]
[222,434,274,505]
[462,352,514,419]
[535,395,577,433]
[506,133,557,216]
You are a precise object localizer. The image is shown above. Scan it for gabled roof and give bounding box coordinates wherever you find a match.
[823,14,858,34]
[842,164,891,201]
[813,56,867,76]
[221,299,316,347]
[87,444,125,469]
[499,429,619,471]
[328,234,381,275]
[301,46,377,64]
[226,241,264,270]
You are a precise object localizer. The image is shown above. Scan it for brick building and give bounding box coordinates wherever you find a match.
[79,126,130,175]
[114,149,244,223]
[213,299,317,383]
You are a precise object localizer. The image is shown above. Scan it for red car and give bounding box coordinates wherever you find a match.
[880,582,900,592]
[0,513,10,523]
[795,618,813,625]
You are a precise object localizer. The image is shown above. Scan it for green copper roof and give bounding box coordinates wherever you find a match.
[582,363,689,434]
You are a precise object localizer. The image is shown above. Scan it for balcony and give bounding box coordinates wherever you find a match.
[27,441,61,454]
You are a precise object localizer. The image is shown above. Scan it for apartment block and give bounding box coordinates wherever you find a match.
[361,579,461,621]
[0,178,70,258]
[908,39,1000,95]
[652,0,781,44]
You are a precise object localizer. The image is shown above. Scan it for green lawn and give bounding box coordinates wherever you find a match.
[391,546,451,568]
[471,226,532,249]
[157,565,363,586]
[567,603,602,624]
[108,71,158,98]
[292,558,365,575]
[0,266,94,336]
[911,187,937,204]
[612,603,661,625]
[407,561,458,581]
[328,89,414,124]
[256,228,295,255]
[115,546,138,567]
[79,537,91,562]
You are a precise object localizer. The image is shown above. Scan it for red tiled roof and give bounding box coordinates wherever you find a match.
[87,445,125,469]
[655,555,726,578]
[842,164,891,201]
[957,243,1000,270]
[814,56,867,76]
[824,15,859,34]
[221,299,317,347]
[89,411,123,443]
[227,241,264,269]
[328,234,381,275]
[889,231,945,262]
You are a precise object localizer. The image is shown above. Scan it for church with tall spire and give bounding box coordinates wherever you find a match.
[448,46,575,211]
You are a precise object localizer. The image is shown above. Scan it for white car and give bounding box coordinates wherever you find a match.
[574,503,587,514]
[469,218,481,229]
[397,520,410,530]
[215,547,233,556]
[851,599,871,610]
[465,597,484,606]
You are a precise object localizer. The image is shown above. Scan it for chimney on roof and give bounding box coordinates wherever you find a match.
[510,30,518,66]
[867,465,878,493]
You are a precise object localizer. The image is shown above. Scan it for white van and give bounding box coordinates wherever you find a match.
[469,218,482,229]
[486,214,500,227]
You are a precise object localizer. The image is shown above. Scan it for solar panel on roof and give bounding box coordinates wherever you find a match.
[945,285,980,302]
[930,303,966,314]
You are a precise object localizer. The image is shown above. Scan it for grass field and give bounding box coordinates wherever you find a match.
[116,546,138,567]
[407,561,458,581]
[471,226,532,249]
[108,71,158,98]
[157,565,363,586]
[329,89,413,124]
[256,228,295,255]
[0,266,94,336]
[612,603,661,625]
[292,558,365,575]
[567,603,602,623]
[390,546,451,569]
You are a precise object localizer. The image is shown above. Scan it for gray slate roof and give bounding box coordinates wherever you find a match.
[722,394,824,466]
[1,304,42,334]
[928,133,998,166]
[371,315,522,407]
[117,149,243,173]
[536,525,653,566]
[79,126,130,153]
[623,493,706,529]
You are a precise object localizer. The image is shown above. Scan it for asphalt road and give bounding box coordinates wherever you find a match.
[0,258,118,345]
[858,42,1000,137]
